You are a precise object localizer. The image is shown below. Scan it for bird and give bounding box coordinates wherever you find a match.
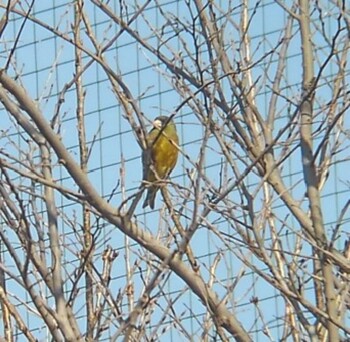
[142,116,179,209]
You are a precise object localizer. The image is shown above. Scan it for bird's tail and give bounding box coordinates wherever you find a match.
[142,187,158,209]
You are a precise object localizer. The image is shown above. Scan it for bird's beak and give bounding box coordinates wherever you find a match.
[153,119,162,130]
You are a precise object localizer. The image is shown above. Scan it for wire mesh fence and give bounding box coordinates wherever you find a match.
[0,1,349,341]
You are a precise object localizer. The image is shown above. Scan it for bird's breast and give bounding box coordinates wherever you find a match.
[152,136,178,178]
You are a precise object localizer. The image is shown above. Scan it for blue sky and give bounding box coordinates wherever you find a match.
[0,1,349,341]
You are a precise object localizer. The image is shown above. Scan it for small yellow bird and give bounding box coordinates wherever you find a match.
[142,116,179,209]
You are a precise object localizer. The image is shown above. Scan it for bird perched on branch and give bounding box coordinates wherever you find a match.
[142,116,179,209]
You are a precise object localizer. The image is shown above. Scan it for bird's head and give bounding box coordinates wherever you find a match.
[152,116,175,130]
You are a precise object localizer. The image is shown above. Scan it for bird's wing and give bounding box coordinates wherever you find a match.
[142,127,159,182]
